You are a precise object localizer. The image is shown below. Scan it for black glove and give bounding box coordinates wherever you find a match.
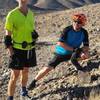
[32,30,39,40]
[27,80,37,90]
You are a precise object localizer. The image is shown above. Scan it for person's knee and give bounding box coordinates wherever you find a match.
[45,67,54,71]
[22,68,29,74]
[10,70,20,82]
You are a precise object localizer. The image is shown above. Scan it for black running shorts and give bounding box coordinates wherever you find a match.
[9,48,37,70]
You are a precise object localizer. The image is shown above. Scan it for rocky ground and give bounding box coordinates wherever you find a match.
[0,3,100,100]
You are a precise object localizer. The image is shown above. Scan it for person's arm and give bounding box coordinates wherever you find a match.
[80,46,89,60]
[57,41,74,51]
[5,30,13,56]
[57,26,74,51]
[4,12,14,56]
[81,29,89,59]
[82,46,89,52]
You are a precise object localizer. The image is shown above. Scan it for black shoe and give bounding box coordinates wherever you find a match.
[77,67,87,72]
[27,80,36,90]
[77,67,83,71]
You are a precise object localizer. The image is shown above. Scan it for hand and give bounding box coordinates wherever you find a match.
[8,46,14,57]
[80,52,89,60]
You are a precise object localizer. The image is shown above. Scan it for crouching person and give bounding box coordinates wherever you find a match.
[27,13,89,91]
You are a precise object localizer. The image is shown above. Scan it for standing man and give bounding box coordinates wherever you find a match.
[4,0,38,100]
[27,14,89,90]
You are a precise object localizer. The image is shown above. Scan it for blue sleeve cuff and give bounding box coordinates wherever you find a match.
[58,38,65,42]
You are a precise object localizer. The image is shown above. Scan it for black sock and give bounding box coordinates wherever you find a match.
[22,86,27,92]
[7,96,13,100]
[34,79,37,82]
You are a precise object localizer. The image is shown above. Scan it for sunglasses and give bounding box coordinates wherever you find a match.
[74,20,82,24]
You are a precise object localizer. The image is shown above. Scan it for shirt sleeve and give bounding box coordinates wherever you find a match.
[5,12,13,32]
[33,12,35,30]
[59,27,68,42]
[83,29,89,46]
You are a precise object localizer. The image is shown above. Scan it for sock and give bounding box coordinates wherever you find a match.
[22,86,27,92]
[7,96,13,100]
[21,87,28,96]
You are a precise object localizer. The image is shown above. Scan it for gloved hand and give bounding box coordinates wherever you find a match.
[32,30,39,40]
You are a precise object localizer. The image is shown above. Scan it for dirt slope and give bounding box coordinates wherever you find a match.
[0,3,100,100]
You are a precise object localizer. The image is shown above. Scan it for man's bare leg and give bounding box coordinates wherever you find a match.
[27,66,53,90]
[35,67,53,81]
[8,70,20,98]
[20,67,29,96]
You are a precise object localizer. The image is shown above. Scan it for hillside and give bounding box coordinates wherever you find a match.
[0,0,100,11]
[32,0,100,10]
[0,3,100,100]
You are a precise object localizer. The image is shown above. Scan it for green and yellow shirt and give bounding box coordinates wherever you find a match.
[5,7,35,50]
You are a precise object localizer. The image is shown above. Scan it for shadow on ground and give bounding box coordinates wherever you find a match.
[30,84,100,100]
